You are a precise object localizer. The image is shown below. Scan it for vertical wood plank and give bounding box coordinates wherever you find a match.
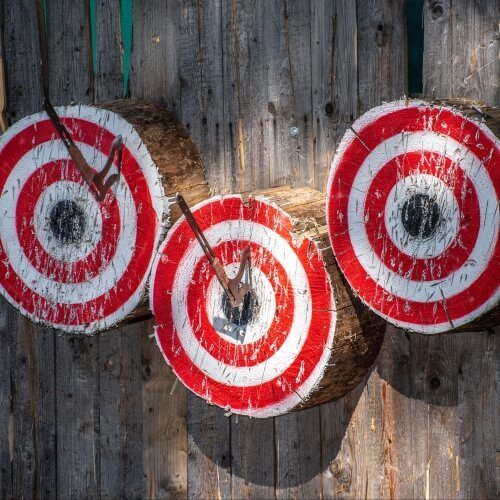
[422,0,452,98]
[56,334,100,499]
[130,0,180,112]
[187,397,231,499]
[178,0,225,194]
[230,415,275,499]
[46,0,91,105]
[275,407,322,499]
[3,0,43,120]
[142,321,188,499]
[311,0,357,192]
[0,298,11,499]
[450,0,499,107]
[356,0,406,113]
[222,0,313,192]
[94,0,123,102]
[99,324,143,499]
[456,331,498,499]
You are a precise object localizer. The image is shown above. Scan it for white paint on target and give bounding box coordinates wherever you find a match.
[150,195,337,417]
[0,105,165,333]
[327,99,499,333]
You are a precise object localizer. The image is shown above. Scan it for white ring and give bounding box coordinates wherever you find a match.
[171,220,312,387]
[347,131,498,302]
[34,180,103,262]
[206,264,275,346]
[0,140,137,304]
[384,174,459,259]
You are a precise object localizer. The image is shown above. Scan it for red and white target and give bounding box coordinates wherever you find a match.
[0,105,165,333]
[150,196,336,417]
[327,100,499,333]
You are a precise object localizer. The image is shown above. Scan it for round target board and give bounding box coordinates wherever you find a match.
[327,100,499,333]
[151,190,385,417]
[0,105,165,333]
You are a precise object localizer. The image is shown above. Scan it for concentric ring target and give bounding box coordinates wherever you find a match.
[327,100,499,333]
[0,105,165,333]
[150,195,337,417]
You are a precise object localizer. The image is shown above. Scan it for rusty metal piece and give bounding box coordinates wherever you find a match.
[176,194,251,307]
[43,98,122,201]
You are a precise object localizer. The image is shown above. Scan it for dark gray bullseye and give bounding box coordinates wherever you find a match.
[222,291,256,327]
[401,193,440,239]
[49,200,86,244]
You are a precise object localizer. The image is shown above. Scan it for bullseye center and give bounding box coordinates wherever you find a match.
[401,194,440,239]
[49,200,86,244]
[222,291,256,327]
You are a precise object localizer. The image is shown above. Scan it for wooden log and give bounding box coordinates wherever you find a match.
[327,98,499,334]
[150,186,385,417]
[0,100,209,333]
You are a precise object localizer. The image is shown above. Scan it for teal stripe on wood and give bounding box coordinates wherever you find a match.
[89,0,96,71]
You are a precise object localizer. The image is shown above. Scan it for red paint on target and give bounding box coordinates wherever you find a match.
[327,100,499,333]
[150,195,336,417]
[0,106,164,333]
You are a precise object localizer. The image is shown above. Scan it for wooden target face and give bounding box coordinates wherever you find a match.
[327,100,499,333]
[151,196,336,417]
[0,106,165,333]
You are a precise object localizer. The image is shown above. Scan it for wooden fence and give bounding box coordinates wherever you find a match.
[0,0,498,498]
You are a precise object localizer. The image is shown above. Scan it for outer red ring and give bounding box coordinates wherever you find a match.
[364,151,479,281]
[327,104,499,328]
[0,116,158,327]
[152,196,334,413]
[16,160,121,284]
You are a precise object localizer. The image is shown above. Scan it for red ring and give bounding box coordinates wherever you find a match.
[328,104,499,327]
[187,240,294,367]
[16,160,120,284]
[0,116,159,326]
[153,197,334,412]
[364,151,479,281]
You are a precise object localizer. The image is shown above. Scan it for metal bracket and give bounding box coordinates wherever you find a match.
[43,98,122,201]
[176,194,251,307]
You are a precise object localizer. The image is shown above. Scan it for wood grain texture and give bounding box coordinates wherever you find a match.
[178,0,225,195]
[142,320,188,500]
[311,0,358,192]
[356,0,406,113]
[130,0,180,112]
[99,324,143,499]
[222,0,313,192]
[187,396,231,499]
[56,334,100,499]
[94,0,123,102]
[45,0,91,105]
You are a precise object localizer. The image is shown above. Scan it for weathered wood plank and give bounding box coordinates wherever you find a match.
[0,298,11,499]
[450,0,499,107]
[3,0,43,120]
[456,330,498,499]
[222,0,313,192]
[46,0,91,105]
[130,0,180,112]
[99,324,143,499]
[423,0,452,99]
[275,407,322,499]
[187,397,231,499]
[94,0,122,102]
[178,0,225,194]
[142,320,188,499]
[311,0,357,192]
[56,334,100,499]
[356,0,406,113]
[230,415,275,499]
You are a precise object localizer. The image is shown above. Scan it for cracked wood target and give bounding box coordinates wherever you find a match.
[151,188,384,417]
[327,100,500,334]
[0,101,208,333]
